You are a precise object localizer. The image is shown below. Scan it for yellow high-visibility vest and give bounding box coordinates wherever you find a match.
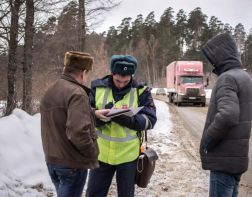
[95,86,146,165]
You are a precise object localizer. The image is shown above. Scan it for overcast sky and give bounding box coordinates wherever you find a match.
[94,0,252,33]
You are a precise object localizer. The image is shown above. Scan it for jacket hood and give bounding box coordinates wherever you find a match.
[202,33,242,75]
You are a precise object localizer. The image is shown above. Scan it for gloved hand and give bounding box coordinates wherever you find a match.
[203,133,216,154]
[105,102,114,109]
[112,115,133,128]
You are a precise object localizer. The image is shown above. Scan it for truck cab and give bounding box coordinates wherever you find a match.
[166,61,206,106]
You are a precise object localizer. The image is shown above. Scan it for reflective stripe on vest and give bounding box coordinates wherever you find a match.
[97,88,137,142]
[95,86,146,165]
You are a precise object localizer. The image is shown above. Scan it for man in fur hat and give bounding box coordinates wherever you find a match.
[85,55,157,197]
[199,33,252,196]
[40,51,109,197]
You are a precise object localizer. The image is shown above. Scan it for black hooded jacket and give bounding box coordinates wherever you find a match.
[201,33,243,76]
[200,33,252,174]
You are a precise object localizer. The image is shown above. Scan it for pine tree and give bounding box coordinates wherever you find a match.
[131,14,144,49]
[243,30,252,70]
[175,9,187,57]
[185,7,207,61]
[156,7,178,78]
[234,23,246,54]
[106,26,118,56]
[186,7,207,51]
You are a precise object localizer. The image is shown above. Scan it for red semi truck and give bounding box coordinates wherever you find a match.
[166,61,206,106]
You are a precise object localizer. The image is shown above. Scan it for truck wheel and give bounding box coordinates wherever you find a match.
[172,94,177,105]
[201,102,206,107]
[168,94,173,103]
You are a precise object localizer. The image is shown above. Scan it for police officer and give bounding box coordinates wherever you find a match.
[86,55,157,197]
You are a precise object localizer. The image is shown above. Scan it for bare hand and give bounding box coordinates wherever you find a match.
[95,109,111,122]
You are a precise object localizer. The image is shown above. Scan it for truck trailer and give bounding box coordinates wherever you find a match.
[166,61,206,106]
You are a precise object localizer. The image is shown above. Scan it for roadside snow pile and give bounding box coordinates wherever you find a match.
[151,88,158,94]
[205,89,212,99]
[0,109,54,196]
[0,101,6,117]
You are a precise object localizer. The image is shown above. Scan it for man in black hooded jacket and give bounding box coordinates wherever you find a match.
[199,33,252,197]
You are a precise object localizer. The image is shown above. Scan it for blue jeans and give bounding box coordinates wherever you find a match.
[209,171,242,197]
[86,160,137,197]
[47,163,88,197]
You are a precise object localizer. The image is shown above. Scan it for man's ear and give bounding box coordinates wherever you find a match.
[80,71,84,79]
[84,69,89,75]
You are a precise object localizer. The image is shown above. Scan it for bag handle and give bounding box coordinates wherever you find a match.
[137,87,148,148]
[143,130,148,147]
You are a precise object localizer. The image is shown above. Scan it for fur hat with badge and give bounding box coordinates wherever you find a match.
[64,51,94,71]
[110,55,138,76]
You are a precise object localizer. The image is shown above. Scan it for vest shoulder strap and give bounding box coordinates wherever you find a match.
[136,86,147,106]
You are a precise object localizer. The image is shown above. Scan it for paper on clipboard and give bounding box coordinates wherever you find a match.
[106,106,143,118]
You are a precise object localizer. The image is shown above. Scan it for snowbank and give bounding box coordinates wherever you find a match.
[0,109,53,196]
[205,89,212,99]
[0,101,6,117]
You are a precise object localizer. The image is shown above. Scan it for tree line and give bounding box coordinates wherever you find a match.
[105,7,252,84]
[0,2,252,116]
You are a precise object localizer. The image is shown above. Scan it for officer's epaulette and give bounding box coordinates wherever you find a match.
[136,82,147,89]
[91,76,110,88]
